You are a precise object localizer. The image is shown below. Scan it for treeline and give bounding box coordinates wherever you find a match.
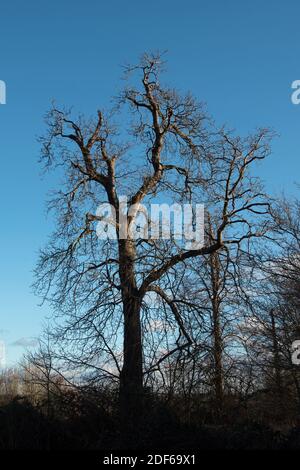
[0,195,300,449]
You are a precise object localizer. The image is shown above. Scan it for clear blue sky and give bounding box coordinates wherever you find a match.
[1,0,300,366]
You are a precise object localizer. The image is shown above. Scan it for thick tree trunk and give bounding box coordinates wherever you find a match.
[118,239,144,420]
[120,294,143,416]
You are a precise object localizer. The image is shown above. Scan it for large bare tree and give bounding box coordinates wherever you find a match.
[35,53,272,418]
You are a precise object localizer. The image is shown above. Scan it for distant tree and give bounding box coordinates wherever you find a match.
[23,336,68,418]
[238,197,300,419]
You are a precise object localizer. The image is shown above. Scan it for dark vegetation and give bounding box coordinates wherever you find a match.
[1,378,300,450]
[2,53,300,450]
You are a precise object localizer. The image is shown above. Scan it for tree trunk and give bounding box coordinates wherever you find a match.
[118,239,144,420]
[270,308,284,413]
[210,248,224,418]
[212,302,224,416]
[120,294,143,416]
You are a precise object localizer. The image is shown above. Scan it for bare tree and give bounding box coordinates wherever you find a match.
[235,197,300,420]
[35,52,272,419]
[22,336,68,418]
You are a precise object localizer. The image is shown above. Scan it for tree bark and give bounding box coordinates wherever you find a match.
[210,250,224,418]
[269,308,284,413]
[118,239,144,419]
[212,300,224,416]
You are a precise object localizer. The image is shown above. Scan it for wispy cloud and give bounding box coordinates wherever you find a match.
[0,329,9,335]
[10,337,38,348]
